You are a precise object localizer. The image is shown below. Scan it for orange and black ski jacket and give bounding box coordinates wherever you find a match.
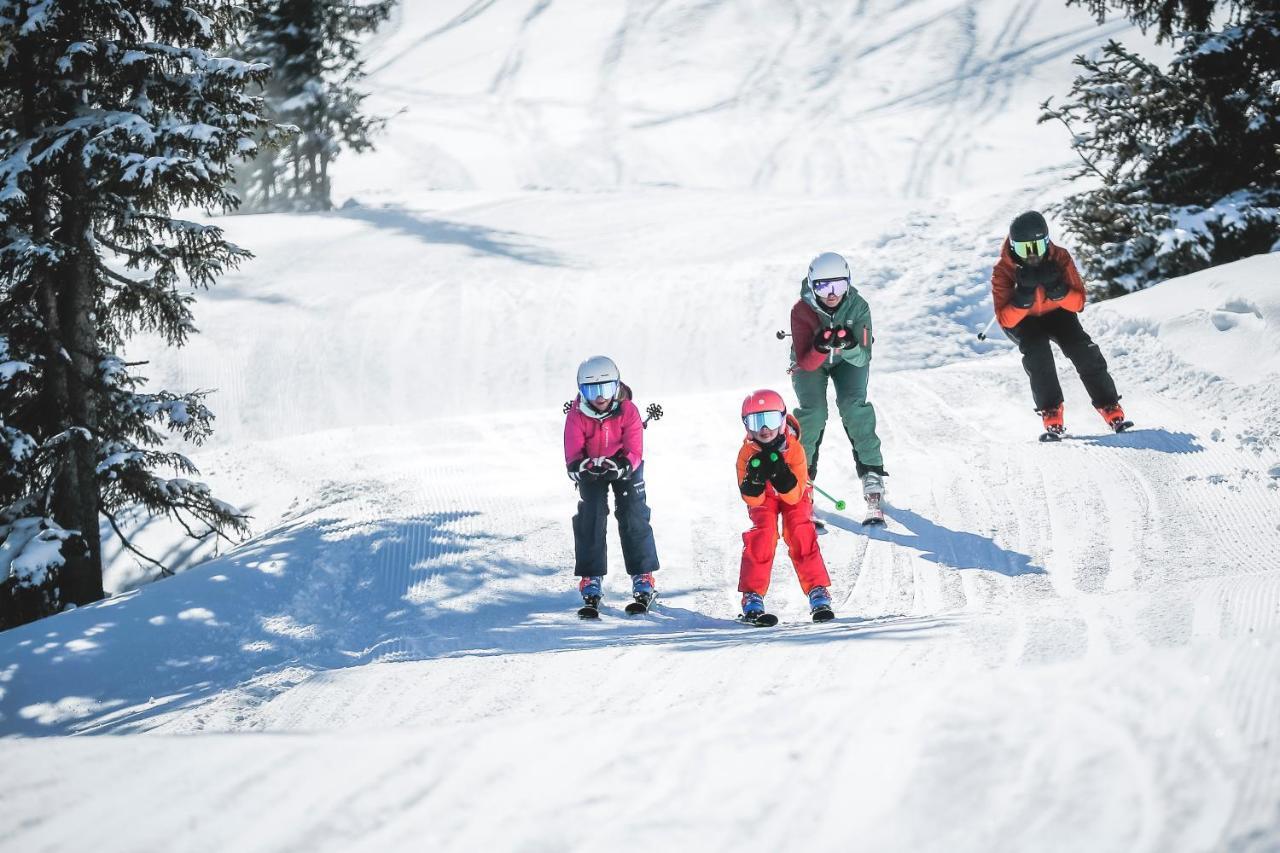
[735,414,809,508]
[991,239,1087,329]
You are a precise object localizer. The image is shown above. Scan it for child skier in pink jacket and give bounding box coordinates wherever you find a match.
[564,355,660,614]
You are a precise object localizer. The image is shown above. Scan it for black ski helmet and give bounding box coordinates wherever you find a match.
[1010,211,1049,243]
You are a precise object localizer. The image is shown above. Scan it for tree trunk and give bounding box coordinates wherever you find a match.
[49,145,104,607]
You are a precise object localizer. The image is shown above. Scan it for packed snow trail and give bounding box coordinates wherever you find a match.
[3,1,1280,851]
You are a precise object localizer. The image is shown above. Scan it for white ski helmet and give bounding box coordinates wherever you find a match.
[576,355,620,386]
[807,251,850,283]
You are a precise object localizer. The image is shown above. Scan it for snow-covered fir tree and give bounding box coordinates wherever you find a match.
[238,0,395,212]
[1044,2,1280,294]
[0,0,286,628]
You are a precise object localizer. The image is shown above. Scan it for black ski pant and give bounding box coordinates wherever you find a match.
[573,462,660,577]
[1006,309,1120,412]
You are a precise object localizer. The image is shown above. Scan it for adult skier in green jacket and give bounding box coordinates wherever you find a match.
[789,252,887,512]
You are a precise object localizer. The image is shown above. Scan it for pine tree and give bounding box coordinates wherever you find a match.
[1044,3,1280,294]
[0,0,285,628]
[1067,0,1216,43]
[238,0,395,212]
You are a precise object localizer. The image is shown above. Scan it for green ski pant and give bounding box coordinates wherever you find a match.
[791,359,883,478]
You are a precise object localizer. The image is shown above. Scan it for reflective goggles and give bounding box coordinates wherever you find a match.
[580,380,619,401]
[812,277,850,298]
[1012,237,1049,259]
[742,410,785,432]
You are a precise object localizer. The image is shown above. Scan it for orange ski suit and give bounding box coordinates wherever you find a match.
[735,414,831,596]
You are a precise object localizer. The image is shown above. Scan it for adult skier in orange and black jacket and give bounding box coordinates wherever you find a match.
[992,211,1128,437]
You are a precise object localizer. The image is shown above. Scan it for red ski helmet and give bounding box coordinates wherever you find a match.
[741,389,786,417]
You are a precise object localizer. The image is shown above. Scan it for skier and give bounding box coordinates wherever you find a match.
[736,389,834,624]
[564,355,660,616]
[790,251,888,523]
[991,211,1131,440]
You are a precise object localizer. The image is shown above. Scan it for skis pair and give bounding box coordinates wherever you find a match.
[1039,419,1135,443]
[738,605,834,628]
[577,591,657,620]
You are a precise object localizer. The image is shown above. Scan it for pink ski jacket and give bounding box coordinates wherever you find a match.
[563,386,644,469]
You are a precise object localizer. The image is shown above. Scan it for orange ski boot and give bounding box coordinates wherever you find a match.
[1038,403,1065,442]
[1096,403,1132,433]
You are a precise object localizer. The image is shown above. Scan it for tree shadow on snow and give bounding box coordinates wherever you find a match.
[819,506,1046,577]
[335,204,569,267]
[0,506,943,738]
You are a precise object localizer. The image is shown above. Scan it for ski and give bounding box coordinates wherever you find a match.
[811,605,835,623]
[814,518,828,535]
[1112,420,1135,433]
[577,596,601,620]
[739,612,779,627]
[1039,431,1063,442]
[625,591,658,615]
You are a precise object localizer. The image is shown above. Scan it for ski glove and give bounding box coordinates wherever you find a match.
[602,452,633,482]
[1011,272,1038,309]
[813,326,837,353]
[1042,273,1069,302]
[831,325,858,350]
[769,464,798,494]
[567,458,589,483]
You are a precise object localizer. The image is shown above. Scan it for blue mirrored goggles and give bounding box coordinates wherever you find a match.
[742,410,785,432]
[580,380,619,401]
[812,277,850,297]
[1012,237,1049,259]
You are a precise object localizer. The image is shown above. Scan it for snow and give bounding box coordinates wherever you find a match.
[3,2,1280,851]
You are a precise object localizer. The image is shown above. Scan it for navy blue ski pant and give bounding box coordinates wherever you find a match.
[573,463,660,577]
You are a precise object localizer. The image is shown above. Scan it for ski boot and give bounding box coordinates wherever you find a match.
[739,592,777,626]
[1096,403,1133,433]
[861,469,886,526]
[626,572,657,615]
[577,575,603,619]
[1038,403,1065,442]
[808,585,835,622]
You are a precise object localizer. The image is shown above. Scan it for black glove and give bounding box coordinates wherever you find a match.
[1011,268,1038,309]
[567,458,588,483]
[831,325,859,350]
[769,461,798,493]
[1042,271,1069,301]
[602,452,633,482]
[813,326,837,353]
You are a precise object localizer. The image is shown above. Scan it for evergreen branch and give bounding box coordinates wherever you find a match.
[102,506,174,578]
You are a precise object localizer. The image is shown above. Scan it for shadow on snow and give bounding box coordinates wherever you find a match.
[0,507,945,738]
[820,506,1046,577]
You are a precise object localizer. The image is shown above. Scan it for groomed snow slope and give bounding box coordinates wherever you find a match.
[3,2,1279,851]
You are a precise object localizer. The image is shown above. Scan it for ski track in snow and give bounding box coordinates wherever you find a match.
[3,1,1280,851]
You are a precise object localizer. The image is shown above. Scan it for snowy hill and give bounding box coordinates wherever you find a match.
[3,2,1279,851]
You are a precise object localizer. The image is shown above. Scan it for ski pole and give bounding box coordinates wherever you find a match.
[810,482,846,511]
[775,330,792,340]
[642,403,663,428]
[977,315,998,341]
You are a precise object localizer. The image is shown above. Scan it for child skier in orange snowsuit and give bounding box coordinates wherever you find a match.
[736,389,834,622]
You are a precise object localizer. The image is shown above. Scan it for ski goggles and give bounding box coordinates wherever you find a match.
[1012,237,1049,259]
[811,277,850,298]
[579,380,619,401]
[742,410,785,432]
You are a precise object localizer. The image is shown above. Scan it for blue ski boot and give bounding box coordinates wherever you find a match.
[577,576,603,619]
[626,573,657,615]
[808,585,835,622]
[740,592,776,627]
